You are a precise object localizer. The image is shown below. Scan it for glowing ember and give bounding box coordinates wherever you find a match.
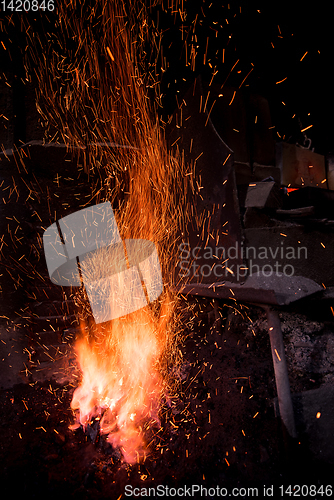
[71,306,167,463]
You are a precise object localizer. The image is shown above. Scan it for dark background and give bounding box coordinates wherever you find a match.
[0,0,333,155]
[155,0,334,155]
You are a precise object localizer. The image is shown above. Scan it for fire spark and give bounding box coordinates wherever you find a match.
[28,0,193,464]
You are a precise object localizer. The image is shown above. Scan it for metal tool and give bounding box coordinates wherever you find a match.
[167,78,324,446]
[175,273,323,442]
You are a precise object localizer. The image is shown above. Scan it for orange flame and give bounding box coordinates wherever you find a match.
[71,304,168,463]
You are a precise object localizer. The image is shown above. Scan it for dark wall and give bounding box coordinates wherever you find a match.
[0,1,333,155]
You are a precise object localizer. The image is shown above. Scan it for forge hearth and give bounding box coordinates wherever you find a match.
[1,298,334,499]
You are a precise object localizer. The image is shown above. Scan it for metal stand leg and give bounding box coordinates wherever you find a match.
[264,306,297,440]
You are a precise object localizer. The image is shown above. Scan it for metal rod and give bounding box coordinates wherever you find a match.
[264,305,297,440]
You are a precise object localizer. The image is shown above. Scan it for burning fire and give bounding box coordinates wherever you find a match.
[69,225,180,463]
[70,225,176,463]
[22,0,193,463]
[69,231,179,463]
[71,305,169,464]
